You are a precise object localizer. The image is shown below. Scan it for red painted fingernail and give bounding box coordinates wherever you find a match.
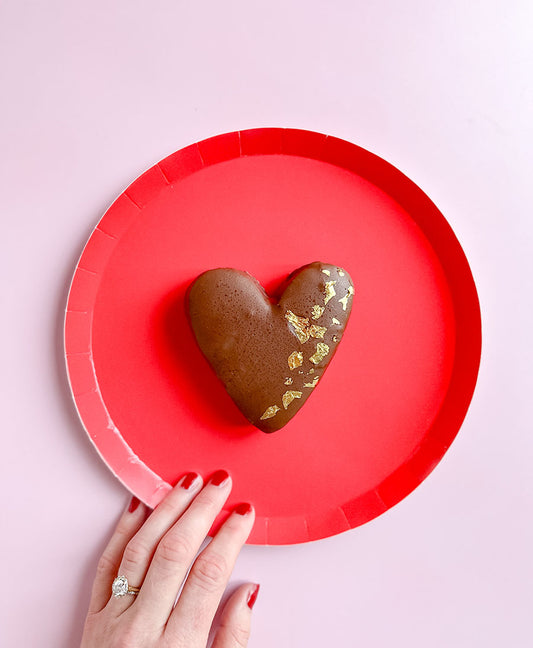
[234,502,252,516]
[179,472,200,490]
[247,584,260,609]
[210,469,230,486]
[128,496,140,513]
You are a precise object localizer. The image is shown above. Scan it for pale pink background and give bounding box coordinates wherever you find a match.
[1,2,532,646]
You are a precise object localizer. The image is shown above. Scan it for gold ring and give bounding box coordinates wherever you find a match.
[112,575,140,597]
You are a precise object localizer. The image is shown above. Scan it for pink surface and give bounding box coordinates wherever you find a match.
[2,2,532,647]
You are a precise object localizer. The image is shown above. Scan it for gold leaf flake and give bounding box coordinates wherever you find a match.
[282,390,302,409]
[260,405,280,420]
[333,335,339,342]
[312,305,325,320]
[321,269,331,276]
[286,309,327,344]
[332,317,341,325]
[310,342,330,365]
[309,368,315,373]
[284,377,293,385]
[285,310,310,344]
[338,268,345,276]
[324,281,336,305]
[288,350,303,370]
[339,284,355,311]
[309,324,327,339]
[304,376,320,388]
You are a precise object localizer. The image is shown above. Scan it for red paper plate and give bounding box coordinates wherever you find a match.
[65,128,481,544]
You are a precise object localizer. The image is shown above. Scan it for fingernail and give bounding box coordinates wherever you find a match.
[178,472,200,490]
[234,502,253,516]
[128,496,140,513]
[247,584,260,609]
[210,469,230,486]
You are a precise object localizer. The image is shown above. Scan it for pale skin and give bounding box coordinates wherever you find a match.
[80,470,258,648]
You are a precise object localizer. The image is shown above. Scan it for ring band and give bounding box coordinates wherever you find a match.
[112,575,140,598]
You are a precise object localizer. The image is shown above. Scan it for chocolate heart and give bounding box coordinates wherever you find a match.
[187,262,354,432]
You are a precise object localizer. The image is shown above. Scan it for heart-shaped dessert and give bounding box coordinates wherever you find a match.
[187,262,354,432]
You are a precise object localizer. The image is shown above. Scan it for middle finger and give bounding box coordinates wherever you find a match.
[133,470,232,627]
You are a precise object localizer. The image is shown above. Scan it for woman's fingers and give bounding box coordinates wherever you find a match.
[133,470,233,627]
[107,472,203,615]
[211,583,260,648]
[165,503,255,645]
[88,496,147,615]
[85,470,256,648]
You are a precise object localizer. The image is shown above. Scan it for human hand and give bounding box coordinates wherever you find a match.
[80,470,258,647]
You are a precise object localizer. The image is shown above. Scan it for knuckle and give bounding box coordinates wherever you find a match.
[113,519,138,549]
[113,627,139,648]
[193,490,220,511]
[84,612,137,648]
[156,533,193,570]
[191,551,228,593]
[96,551,117,577]
[221,621,250,647]
[155,495,180,518]
[120,616,151,647]
[115,519,135,541]
[121,537,149,572]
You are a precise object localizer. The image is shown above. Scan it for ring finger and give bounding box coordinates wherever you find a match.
[108,472,203,613]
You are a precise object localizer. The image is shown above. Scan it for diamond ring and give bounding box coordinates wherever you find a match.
[112,575,140,598]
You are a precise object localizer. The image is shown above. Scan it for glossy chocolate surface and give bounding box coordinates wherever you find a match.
[187,262,354,432]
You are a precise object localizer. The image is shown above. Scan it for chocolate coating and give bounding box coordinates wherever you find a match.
[187,262,354,432]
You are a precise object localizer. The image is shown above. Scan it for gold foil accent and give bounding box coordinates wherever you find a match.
[288,350,304,370]
[304,376,320,388]
[324,281,336,305]
[285,310,310,344]
[312,305,325,320]
[339,285,355,311]
[309,324,327,339]
[285,310,326,343]
[284,377,293,385]
[260,405,280,420]
[321,269,331,276]
[333,335,339,342]
[282,390,303,409]
[338,268,345,276]
[310,342,330,365]
[309,368,315,373]
[332,317,341,325]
